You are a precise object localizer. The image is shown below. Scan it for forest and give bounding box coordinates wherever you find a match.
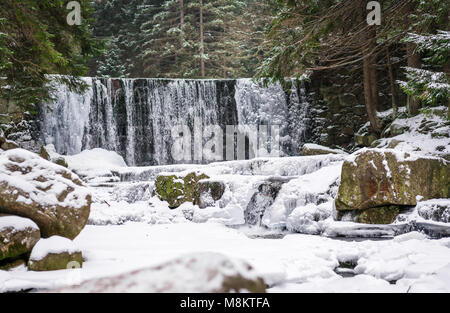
[0,0,448,131]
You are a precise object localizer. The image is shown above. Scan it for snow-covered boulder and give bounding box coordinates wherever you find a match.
[0,149,91,239]
[28,236,82,271]
[302,143,347,156]
[54,252,265,293]
[335,149,450,223]
[0,216,40,262]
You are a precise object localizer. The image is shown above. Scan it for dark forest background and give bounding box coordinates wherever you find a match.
[0,0,448,133]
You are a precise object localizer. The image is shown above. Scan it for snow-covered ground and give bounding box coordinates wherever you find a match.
[1,137,449,293]
[1,223,450,293]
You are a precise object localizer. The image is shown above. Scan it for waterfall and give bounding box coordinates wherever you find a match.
[39,78,313,166]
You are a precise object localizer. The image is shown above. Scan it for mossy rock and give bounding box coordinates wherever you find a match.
[335,149,450,214]
[357,206,400,224]
[153,172,209,208]
[0,216,40,261]
[28,251,83,271]
[40,145,68,168]
[54,157,68,168]
[220,275,266,293]
[194,180,226,209]
[39,146,51,160]
[355,133,378,147]
[386,122,410,137]
[1,140,19,151]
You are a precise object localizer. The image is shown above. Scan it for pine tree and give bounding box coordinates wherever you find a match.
[139,0,269,78]
[398,31,449,107]
[0,0,100,111]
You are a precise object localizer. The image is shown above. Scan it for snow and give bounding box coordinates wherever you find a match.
[0,143,448,293]
[416,199,450,223]
[65,148,127,171]
[0,149,91,209]
[29,236,80,261]
[0,216,39,232]
[302,143,347,155]
[373,107,450,159]
[262,162,342,231]
[55,252,262,293]
[1,222,449,293]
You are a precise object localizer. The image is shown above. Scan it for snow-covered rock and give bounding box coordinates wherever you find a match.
[0,149,91,239]
[0,216,40,261]
[374,106,450,160]
[417,199,450,223]
[40,144,68,168]
[54,252,265,293]
[28,236,82,271]
[335,148,450,223]
[302,143,347,156]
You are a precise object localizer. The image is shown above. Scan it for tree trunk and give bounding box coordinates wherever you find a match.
[363,55,380,133]
[360,0,380,133]
[180,0,184,47]
[199,0,205,77]
[385,46,398,119]
[368,27,380,112]
[404,1,421,115]
[407,43,421,115]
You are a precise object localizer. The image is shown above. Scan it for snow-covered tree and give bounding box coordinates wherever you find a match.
[398,31,449,107]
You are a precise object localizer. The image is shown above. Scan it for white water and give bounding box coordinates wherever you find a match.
[40,78,312,166]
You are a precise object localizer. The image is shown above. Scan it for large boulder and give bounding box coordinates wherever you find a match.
[54,253,266,293]
[302,143,347,156]
[335,149,450,223]
[153,172,209,208]
[28,236,82,271]
[193,180,225,209]
[0,149,91,239]
[0,216,40,261]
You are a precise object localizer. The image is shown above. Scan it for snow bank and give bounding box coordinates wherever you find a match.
[66,148,127,172]
[1,222,450,293]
